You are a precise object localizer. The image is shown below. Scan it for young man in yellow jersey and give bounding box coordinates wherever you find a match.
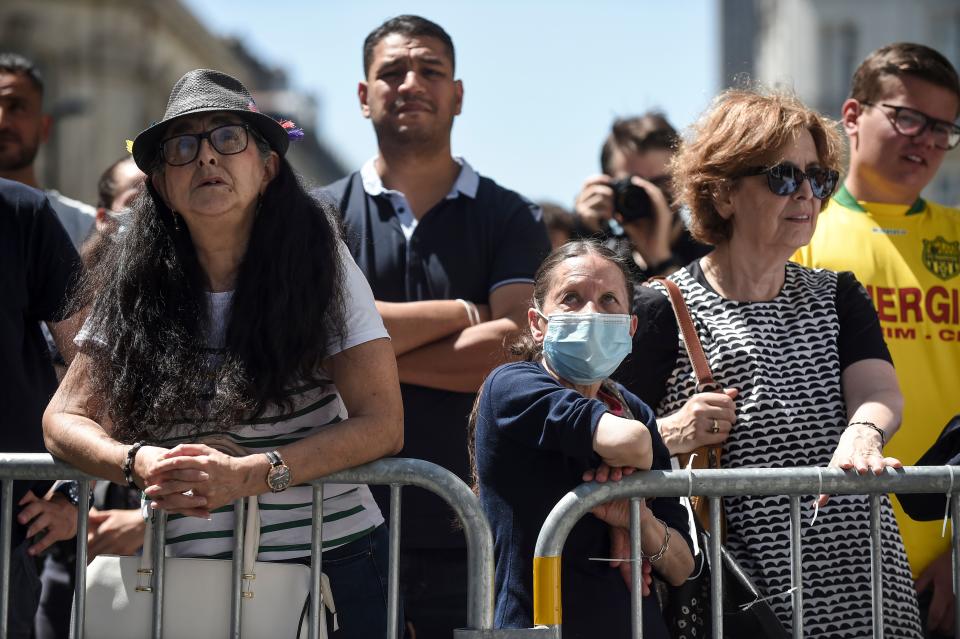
[794,42,960,637]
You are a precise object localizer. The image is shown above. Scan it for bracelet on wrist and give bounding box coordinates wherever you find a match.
[641,516,671,564]
[455,298,480,326]
[123,441,145,490]
[848,421,885,447]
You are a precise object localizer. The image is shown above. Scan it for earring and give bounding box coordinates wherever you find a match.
[171,210,181,231]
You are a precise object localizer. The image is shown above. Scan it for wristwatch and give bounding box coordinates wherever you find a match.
[264,451,292,493]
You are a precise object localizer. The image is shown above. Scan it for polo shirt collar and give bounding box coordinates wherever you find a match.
[360,156,480,200]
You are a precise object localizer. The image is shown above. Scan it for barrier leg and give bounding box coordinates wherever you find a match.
[388,485,401,639]
[710,497,722,639]
[72,481,91,639]
[0,480,12,639]
[952,493,959,637]
[151,509,167,639]
[230,497,246,639]
[310,484,324,639]
[788,495,802,638]
[630,498,643,639]
[869,494,882,638]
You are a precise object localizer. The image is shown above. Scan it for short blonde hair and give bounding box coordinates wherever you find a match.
[671,88,844,246]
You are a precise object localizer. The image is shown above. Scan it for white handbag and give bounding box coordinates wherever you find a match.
[83,495,336,638]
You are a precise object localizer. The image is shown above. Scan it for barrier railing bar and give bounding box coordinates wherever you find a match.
[629,498,643,639]
[869,493,882,638]
[709,497,723,639]
[0,480,12,639]
[310,483,324,639]
[388,485,402,639]
[788,495,802,639]
[321,458,495,630]
[73,480,90,639]
[230,495,246,639]
[151,509,167,639]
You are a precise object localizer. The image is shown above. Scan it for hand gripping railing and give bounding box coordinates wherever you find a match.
[531,466,958,639]
[0,454,495,639]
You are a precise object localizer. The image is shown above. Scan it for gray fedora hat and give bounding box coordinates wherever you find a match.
[131,69,292,171]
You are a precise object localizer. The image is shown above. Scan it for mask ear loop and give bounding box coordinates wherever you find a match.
[943,465,955,538]
[811,466,824,526]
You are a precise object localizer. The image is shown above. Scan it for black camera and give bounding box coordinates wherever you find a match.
[610,178,653,222]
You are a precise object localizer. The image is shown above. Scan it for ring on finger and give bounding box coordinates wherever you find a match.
[710,419,720,434]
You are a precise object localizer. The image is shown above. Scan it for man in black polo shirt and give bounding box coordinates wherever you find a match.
[0,177,82,637]
[321,15,550,637]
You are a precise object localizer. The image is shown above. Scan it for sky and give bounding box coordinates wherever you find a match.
[183,1,719,207]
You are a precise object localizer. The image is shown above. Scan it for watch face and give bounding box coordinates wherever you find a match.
[267,465,292,492]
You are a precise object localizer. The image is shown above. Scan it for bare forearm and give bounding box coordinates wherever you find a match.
[847,389,903,443]
[277,414,403,488]
[377,300,473,356]
[43,411,127,484]
[396,317,520,392]
[644,519,694,586]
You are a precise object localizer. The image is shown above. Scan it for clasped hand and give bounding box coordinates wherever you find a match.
[138,444,252,518]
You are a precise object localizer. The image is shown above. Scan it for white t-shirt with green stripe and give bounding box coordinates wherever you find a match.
[79,240,389,560]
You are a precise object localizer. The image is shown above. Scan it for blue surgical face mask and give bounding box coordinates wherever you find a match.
[537,310,633,385]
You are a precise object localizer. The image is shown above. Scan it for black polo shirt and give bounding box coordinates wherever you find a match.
[320,160,550,549]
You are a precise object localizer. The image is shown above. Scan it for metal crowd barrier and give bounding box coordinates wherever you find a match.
[0,454,495,639]
[530,466,958,639]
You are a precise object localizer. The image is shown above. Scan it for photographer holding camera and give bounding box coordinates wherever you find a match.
[573,113,709,280]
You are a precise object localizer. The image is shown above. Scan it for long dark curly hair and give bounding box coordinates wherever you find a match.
[74,151,346,443]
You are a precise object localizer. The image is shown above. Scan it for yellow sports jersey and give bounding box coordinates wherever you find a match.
[794,184,960,578]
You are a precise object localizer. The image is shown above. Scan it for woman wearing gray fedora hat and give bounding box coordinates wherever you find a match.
[43,69,404,637]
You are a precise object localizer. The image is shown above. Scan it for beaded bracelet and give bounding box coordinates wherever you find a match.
[642,516,671,564]
[848,420,885,447]
[123,441,145,489]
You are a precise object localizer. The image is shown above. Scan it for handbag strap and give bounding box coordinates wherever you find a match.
[139,437,261,578]
[647,277,721,393]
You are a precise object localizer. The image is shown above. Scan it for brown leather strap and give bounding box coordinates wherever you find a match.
[647,277,720,393]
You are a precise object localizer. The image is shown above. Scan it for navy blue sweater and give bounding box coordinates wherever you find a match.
[475,361,691,638]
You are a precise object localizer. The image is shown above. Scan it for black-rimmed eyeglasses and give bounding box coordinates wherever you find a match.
[861,102,960,151]
[160,123,250,166]
[739,163,839,200]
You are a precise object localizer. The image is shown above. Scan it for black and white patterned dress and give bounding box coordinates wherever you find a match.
[622,262,922,638]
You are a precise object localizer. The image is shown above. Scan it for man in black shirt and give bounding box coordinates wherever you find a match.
[0,177,82,637]
[321,15,550,637]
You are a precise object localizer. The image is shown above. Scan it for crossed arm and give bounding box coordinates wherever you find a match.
[380,283,534,393]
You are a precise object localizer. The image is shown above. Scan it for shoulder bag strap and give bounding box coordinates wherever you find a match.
[646,277,721,393]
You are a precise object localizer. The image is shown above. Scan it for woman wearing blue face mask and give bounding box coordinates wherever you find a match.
[469,240,694,638]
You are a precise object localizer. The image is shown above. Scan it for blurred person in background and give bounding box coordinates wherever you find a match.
[573,113,709,282]
[320,14,550,637]
[794,42,960,638]
[0,53,95,249]
[620,88,922,637]
[539,201,576,250]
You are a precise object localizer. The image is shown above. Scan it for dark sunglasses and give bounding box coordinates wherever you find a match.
[740,163,839,200]
[861,102,960,151]
[160,123,250,166]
